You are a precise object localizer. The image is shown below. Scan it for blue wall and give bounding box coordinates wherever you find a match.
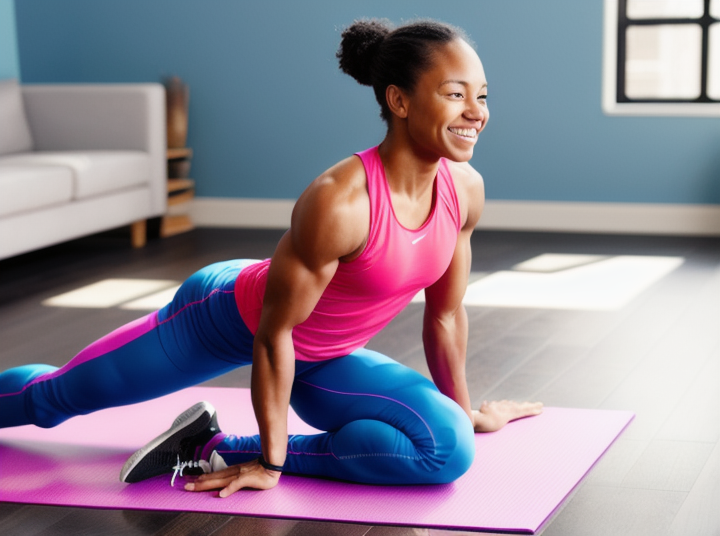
[0,0,19,79]
[14,0,720,204]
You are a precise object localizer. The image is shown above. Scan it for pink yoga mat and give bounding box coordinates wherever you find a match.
[0,387,633,533]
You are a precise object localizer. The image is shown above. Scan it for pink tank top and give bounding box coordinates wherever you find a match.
[234,146,462,361]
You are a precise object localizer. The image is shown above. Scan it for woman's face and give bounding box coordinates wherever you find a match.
[403,39,489,163]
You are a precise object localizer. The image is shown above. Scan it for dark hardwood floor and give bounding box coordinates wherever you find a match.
[0,227,718,535]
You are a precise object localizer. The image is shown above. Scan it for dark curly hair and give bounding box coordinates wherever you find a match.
[337,19,469,122]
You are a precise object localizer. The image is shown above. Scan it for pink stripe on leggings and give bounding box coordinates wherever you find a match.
[26,311,160,388]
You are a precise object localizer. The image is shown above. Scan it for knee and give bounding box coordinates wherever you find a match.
[0,364,57,395]
[0,364,64,429]
[414,396,475,484]
[431,417,475,484]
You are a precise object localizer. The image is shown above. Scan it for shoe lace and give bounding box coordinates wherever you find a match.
[171,455,210,487]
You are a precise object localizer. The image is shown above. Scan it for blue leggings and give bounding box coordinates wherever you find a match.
[0,260,474,485]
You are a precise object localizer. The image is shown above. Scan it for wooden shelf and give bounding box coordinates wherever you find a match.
[168,178,195,193]
[168,190,195,207]
[167,147,193,160]
[162,149,195,237]
[161,214,194,237]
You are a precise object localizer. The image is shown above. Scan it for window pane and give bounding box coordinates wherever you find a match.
[625,25,702,99]
[711,0,720,19]
[627,0,704,19]
[709,24,720,99]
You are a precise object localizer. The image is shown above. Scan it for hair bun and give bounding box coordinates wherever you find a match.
[336,19,393,86]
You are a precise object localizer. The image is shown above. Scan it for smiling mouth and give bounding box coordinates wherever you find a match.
[448,127,478,140]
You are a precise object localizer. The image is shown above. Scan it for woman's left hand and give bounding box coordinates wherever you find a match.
[472,400,543,433]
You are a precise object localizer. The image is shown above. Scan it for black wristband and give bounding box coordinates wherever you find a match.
[258,454,284,472]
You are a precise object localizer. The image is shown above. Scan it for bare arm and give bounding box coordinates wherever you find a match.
[251,231,338,474]
[422,163,482,422]
[423,163,542,433]
[188,158,369,496]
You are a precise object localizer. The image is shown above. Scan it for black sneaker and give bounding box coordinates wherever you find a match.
[120,401,221,485]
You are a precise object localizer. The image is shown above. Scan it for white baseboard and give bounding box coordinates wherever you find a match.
[190,197,295,229]
[190,197,720,236]
[477,200,720,235]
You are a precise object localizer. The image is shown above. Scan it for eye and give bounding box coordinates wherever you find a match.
[448,92,464,99]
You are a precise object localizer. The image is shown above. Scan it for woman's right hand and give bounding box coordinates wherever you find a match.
[184,458,281,498]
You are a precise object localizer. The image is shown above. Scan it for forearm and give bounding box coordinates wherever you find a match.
[422,305,473,421]
[251,331,296,468]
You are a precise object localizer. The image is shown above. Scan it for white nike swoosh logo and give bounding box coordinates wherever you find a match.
[412,234,428,245]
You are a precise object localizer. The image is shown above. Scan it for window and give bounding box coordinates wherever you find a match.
[603,0,720,115]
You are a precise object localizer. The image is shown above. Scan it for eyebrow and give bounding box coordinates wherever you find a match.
[439,80,488,89]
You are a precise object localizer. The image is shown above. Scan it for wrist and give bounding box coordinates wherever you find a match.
[258,454,285,473]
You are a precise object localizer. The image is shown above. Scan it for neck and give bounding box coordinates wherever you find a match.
[377,128,440,198]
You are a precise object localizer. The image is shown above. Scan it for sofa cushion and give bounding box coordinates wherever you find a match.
[0,79,34,156]
[0,165,73,217]
[0,151,151,199]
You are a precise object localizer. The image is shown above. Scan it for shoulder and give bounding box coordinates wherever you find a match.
[445,160,485,230]
[295,155,368,225]
[290,155,370,264]
[304,154,368,204]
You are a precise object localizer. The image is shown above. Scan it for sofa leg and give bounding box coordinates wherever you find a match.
[130,220,147,248]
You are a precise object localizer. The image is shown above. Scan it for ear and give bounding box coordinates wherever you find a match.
[385,85,409,119]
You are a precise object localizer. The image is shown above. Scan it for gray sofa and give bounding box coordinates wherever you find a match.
[0,79,167,260]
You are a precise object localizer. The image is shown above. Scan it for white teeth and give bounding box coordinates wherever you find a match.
[449,128,477,138]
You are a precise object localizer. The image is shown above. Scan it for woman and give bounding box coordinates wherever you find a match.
[0,19,542,497]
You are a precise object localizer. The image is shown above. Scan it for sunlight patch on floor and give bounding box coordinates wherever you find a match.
[512,253,609,273]
[43,279,180,309]
[120,285,182,310]
[463,255,684,310]
[413,254,684,311]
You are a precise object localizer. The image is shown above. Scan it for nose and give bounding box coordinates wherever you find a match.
[464,98,487,123]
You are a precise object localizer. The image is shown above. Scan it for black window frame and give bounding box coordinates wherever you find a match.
[616,0,719,104]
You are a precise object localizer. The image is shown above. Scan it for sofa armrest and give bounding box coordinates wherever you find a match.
[21,84,167,215]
